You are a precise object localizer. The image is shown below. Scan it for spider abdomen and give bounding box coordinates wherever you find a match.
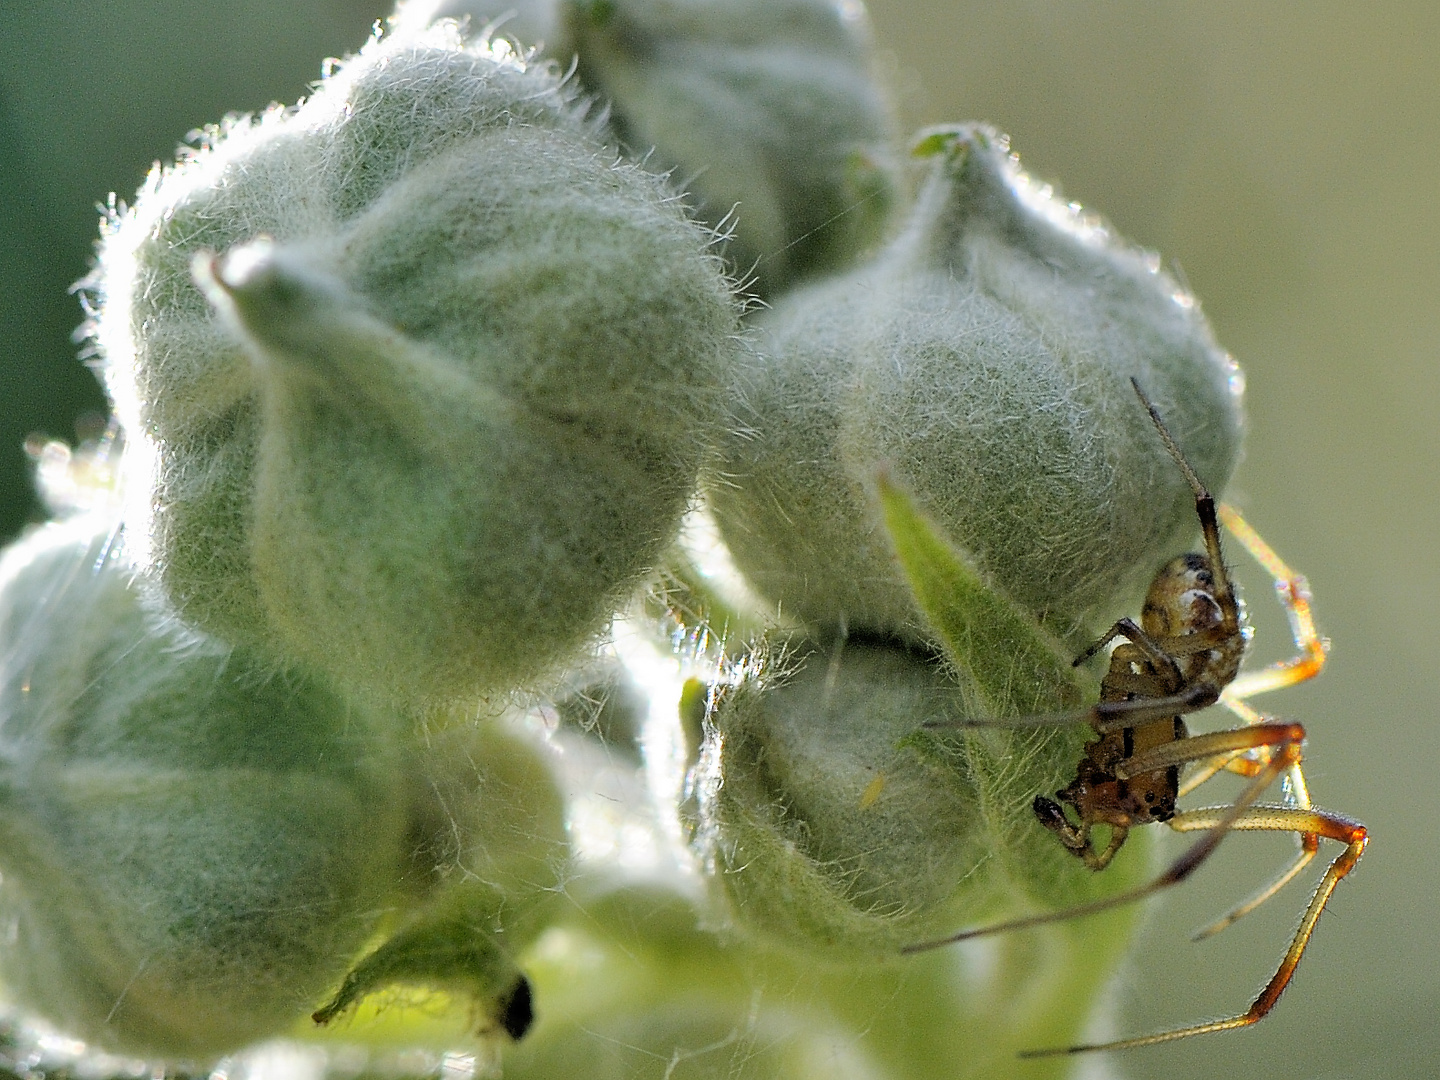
[1141,553,1246,690]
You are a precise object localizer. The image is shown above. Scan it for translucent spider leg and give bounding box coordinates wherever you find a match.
[1218,503,1328,708]
[1189,825,1320,942]
[1020,803,1367,1057]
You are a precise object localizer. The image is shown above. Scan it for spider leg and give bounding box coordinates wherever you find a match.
[1133,379,1240,634]
[922,683,1223,735]
[900,729,1304,956]
[1210,504,1325,845]
[1078,619,1234,671]
[1177,747,1272,796]
[1160,713,1318,935]
[1073,616,1143,665]
[1124,722,1313,940]
[1165,716,1319,939]
[1111,722,1304,780]
[1217,502,1328,708]
[1189,830,1319,941]
[1074,618,1182,687]
[1180,715,1315,805]
[1020,804,1366,1056]
[1180,708,1314,806]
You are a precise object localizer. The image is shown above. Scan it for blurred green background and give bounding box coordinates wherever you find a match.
[865,5,1434,1080]
[0,2,1430,1079]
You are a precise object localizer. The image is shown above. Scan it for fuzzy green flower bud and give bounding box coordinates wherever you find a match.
[560,0,901,296]
[316,715,569,1042]
[711,124,1244,642]
[92,24,738,705]
[0,518,408,1061]
[691,634,1143,958]
[693,637,983,956]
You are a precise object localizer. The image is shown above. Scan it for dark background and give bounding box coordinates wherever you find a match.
[1,3,1431,1078]
[0,0,383,535]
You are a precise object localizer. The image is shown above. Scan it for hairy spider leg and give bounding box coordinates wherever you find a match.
[1020,803,1367,1056]
[921,684,1219,736]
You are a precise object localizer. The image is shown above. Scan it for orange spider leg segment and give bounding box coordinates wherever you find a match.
[1021,804,1367,1057]
[1179,736,1319,943]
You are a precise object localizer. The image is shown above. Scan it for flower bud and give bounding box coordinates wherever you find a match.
[91,24,738,705]
[392,0,561,47]
[560,0,901,295]
[316,716,569,1041]
[690,634,1143,959]
[0,518,408,1060]
[693,637,993,956]
[413,720,568,918]
[711,125,1244,642]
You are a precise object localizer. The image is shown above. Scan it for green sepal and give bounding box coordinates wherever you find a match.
[909,126,966,160]
[313,885,535,1041]
[875,471,1088,714]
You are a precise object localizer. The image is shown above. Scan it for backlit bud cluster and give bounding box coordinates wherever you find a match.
[3,2,1256,1074]
[692,126,1242,972]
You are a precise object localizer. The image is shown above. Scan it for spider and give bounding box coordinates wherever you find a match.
[902,378,1367,1056]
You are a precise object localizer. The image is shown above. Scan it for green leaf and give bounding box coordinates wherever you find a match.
[312,884,533,1040]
